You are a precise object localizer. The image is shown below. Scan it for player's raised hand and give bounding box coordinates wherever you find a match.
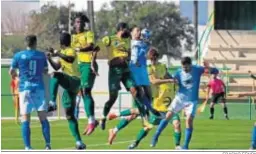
[75,48,80,52]
[93,46,100,52]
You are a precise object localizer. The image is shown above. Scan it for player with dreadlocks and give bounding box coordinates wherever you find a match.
[71,13,100,136]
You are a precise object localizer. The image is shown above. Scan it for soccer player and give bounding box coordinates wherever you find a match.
[9,35,51,150]
[129,26,160,116]
[151,57,218,149]
[206,74,229,120]
[100,22,149,130]
[10,70,20,124]
[107,48,182,149]
[47,32,86,149]
[71,13,99,135]
[236,70,256,150]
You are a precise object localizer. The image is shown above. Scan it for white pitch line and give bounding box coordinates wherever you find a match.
[62,140,135,149]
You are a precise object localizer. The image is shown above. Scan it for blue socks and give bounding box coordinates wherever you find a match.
[252,125,256,149]
[183,128,193,149]
[152,119,168,144]
[21,121,31,149]
[41,119,51,145]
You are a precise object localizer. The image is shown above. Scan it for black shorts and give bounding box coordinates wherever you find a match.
[211,92,226,103]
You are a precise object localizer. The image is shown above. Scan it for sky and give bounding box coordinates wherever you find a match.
[1,0,208,25]
[39,0,181,11]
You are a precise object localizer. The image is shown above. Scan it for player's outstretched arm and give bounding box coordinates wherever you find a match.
[149,74,176,85]
[76,43,94,52]
[55,51,75,63]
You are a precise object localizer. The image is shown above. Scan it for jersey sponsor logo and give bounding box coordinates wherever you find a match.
[21,54,27,59]
[181,72,193,89]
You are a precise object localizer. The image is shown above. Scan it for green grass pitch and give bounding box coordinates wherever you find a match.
[1,119,254,150]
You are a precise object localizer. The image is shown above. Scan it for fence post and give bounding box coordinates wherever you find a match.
[249,96,252,120]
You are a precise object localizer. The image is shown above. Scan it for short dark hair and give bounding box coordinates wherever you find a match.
[181,56,192,65]
[75,12,90,23]
[130,25,140,32]
[148,47,159,58]
[60,32,71,46]
[25,35,37,47]
[116,22,129,31]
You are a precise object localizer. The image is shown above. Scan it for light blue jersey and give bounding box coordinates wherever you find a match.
[129,40,150,86]
[130,40,149,66]
[174,65,218,101]
[11,50,48,92]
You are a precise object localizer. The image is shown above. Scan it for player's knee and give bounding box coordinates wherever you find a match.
[130,87,137,97]
[173,120,181,130]
[210,103,214,108]
[130,108,139,114]
[144,127,152,131]
[65,108,75,120]
[82,88,92,96]
[21,114,31,122]
[108,92,118,102]
[186,115,194,128]
[166,111,173,120]
[38,111,47,122]
[51,72,61,78]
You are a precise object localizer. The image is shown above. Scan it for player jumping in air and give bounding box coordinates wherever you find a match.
[106,48,182,149]
[206,74,229,120]
[129,26,160,116]
[100,22,150,130]
[150,57,219,149]
[47,32,86,149]
[71,13,99,135]
[10,35,51,150]
[235,70,256,150]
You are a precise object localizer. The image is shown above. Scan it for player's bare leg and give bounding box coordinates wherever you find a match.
[101,91,119,130]
[108,108,139,120]
[38,111,51,150]
[108,114,138,145]
[209,102,215,119]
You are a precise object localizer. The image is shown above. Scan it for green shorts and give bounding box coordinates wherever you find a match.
[149,112,180,125]
[79,62,98,89]
[108,65,135,91]
[61,75,80,108]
